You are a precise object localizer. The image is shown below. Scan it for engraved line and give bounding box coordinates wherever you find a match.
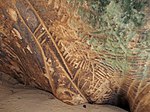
[26,0,74,79]
[25,0,87,101]
[14,4,56,94]
[33,24,42,35]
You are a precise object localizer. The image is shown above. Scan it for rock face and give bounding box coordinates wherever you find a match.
[0,73,128,112]
[0,0,150,112]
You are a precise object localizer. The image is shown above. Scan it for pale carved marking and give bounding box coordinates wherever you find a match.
[7,8,18,22]
[14,0,88,102]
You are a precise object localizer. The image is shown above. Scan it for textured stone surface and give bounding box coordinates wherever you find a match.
[0,0,150,112]
[0,74,127,112]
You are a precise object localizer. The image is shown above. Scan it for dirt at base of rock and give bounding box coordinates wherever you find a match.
[0,73,128,112]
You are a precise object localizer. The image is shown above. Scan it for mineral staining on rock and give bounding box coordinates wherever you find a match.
[0,0,150,112]
[74,0,150,75]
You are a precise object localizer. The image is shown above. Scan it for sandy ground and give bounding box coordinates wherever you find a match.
[0,74,128,112]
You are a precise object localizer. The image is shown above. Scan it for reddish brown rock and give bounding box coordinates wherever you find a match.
[0,1,150,112]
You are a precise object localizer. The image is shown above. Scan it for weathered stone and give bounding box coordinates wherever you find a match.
[0,0,150,112]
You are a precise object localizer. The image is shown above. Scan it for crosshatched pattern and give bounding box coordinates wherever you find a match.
[0,0,150,112]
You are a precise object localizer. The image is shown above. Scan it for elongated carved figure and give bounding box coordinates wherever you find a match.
[0,0,150,112]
